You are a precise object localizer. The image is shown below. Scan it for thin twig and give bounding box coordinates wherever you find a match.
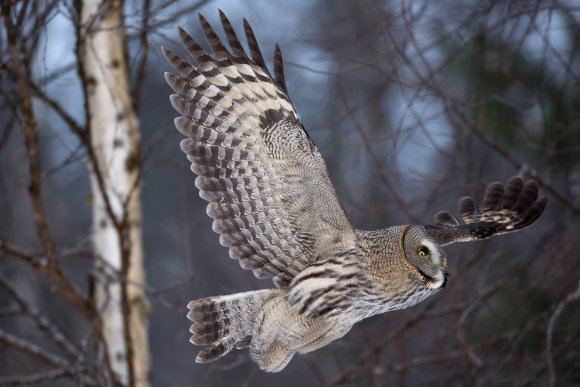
[132,0,152,110]
[1,1,55,255]
[0,274,81,358]
[0,329,70,368]
[0,368,69,386]
[546,278,580,387]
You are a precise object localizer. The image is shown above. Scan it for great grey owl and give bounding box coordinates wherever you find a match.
[163,11,547,372]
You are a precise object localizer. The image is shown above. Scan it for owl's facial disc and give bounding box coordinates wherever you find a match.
[422,241,448,289]
[404,226,448,289]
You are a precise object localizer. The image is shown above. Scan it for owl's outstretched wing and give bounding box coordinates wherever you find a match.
[164,12,355,287]
[425,177,547,246]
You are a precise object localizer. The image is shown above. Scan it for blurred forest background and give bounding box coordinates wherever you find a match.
[1,0,579,386]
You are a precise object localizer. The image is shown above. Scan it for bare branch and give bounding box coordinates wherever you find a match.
[1,1,55,255]
[546,278,580,387]
[0,241,91,318]
[0,368,70,386]
[0,329,69,368]
[131,0,152,110]
[0,274,80,358]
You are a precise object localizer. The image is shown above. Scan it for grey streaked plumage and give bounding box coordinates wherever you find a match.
[163,11,547,372]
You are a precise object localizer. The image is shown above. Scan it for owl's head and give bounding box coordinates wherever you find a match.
[403,226,448,290]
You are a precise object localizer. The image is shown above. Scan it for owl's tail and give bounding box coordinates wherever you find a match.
[187,288,285,363]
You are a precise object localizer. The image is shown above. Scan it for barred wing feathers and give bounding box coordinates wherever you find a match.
[164,12,354,286]
[425,177,547,246]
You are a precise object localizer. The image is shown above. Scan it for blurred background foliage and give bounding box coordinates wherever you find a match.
[1,0,579,386]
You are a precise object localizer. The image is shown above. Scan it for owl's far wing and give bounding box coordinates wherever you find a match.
[425,177,547,246]
[163,12,355,287]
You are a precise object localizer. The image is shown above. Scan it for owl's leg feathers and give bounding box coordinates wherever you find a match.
[249,296,297,372]
[298,323,352,355]
[248,322,351,372]
[187,288,285,363]
[249,295,351,372]
[253,342,295,373]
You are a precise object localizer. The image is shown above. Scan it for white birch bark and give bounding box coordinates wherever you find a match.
[79,0,150,385]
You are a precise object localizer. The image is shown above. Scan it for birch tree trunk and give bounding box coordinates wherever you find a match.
[79,0,150,385]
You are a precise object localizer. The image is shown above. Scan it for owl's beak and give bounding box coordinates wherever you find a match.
[440,272,449,288]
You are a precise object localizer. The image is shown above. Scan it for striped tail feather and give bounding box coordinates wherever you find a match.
[187,289,284,363]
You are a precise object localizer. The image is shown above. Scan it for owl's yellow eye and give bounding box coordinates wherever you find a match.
[418,246,429,257]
